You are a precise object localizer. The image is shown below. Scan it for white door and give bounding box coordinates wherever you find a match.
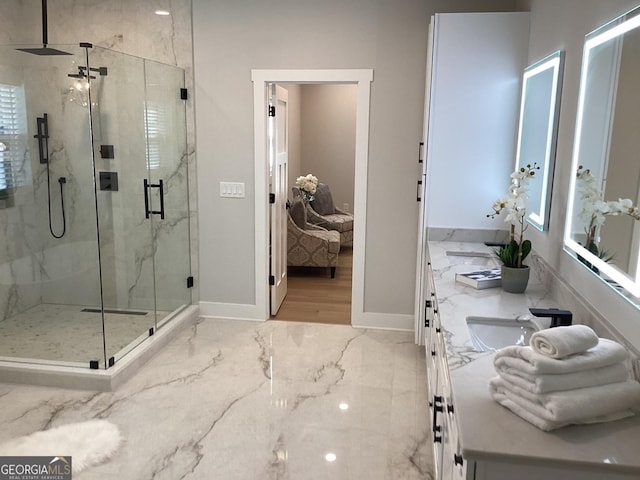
[269,84,289,315]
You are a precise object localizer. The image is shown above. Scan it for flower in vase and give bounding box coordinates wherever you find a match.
[296,174,318,202]
[487,163,539,268]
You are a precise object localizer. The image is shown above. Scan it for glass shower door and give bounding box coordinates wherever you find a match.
[88,48,156,365]
[143,59,191,329]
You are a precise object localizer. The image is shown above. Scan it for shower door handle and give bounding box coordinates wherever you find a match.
[143,179,165,219]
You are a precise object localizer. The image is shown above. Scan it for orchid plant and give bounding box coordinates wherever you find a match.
[576,165,640,261]
[487,163,539,268]
[295,174,318,202]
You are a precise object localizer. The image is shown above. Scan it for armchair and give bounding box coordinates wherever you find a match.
[287,198,340,278]
[292,184,354,247]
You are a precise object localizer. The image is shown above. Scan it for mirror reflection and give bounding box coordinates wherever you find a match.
[515,50,563,231]
[565,6,640,301]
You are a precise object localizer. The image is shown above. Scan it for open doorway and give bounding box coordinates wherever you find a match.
[272,83,357,325]
[251,69,373,327]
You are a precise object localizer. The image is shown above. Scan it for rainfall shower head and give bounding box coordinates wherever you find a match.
[16,0,72,56]
[17,47,71,56]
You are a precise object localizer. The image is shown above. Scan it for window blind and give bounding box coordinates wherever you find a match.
[0,84,31,191]
[145,102,166,170]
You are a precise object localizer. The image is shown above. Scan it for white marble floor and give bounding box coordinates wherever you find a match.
[0,318,433,479]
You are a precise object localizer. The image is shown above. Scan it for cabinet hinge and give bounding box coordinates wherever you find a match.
[424,318,430,328]
[108,356,115,367]
[268,105,276,117]
[269,275,275,286]
[418,141,424,164]
[269,193,276,204]
[187,276,194,288]
[180,88,188,100]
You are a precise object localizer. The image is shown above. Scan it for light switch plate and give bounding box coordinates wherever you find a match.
[220,181,245,198]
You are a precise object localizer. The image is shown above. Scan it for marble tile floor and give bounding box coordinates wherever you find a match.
[0,304,169,367]
[0,318,433,479]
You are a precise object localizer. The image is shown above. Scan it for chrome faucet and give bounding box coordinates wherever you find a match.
[529,308,573,328]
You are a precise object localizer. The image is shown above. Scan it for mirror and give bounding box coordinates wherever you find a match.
[515,50,564,231]
[565,5,640,302]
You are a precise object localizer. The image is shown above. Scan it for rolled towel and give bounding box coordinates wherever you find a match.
[489,376,640,431]
[494,338,629,375]
[489,381,634,431]
[498,362,630,394]
[530,325,599,359]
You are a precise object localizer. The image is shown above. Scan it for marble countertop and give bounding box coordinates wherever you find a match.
[429,240,640,475]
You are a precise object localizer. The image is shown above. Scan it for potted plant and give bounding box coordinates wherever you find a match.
[487,163,538,293]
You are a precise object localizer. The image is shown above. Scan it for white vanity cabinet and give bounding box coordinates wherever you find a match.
[422,241,640,480]
[425,261,467,480]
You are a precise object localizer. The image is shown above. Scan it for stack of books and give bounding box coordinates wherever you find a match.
[455,268,502,289]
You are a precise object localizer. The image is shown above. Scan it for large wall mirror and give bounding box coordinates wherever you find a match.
[565,5,640,303]
[515,50,564,231]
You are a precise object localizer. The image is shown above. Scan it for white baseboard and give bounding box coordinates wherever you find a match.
[199,301,267,322]
[351,311,414,331]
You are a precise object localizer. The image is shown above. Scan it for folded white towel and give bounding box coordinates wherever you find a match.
[498,362,630,394]
[490,391,634,431]
[494,338,629,375]
[489,376,640,431]
[530,325,599,359]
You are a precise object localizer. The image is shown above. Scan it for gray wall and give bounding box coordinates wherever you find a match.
[301,84,357,213]
[193,0,519,315]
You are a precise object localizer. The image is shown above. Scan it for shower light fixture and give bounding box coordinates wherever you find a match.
[67,78,92,108]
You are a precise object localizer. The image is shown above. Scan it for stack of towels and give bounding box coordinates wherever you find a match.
[489,324,640,431]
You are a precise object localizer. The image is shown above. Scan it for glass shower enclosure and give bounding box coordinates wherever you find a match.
[0,43,191,370]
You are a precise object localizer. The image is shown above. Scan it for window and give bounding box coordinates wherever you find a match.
[0,84,31,195]
[145,102,166,170]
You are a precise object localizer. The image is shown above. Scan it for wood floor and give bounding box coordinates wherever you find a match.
[272,247,352,325]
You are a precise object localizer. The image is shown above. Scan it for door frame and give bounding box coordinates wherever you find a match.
[252,69,373,323]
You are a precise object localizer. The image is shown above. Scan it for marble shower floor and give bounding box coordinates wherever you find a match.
[0,318,433,479]
[0,304,168,366]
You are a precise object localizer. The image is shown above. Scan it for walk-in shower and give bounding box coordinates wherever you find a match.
[0,42,193,382]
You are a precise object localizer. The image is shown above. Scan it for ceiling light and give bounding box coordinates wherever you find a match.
[325,453,337,462]
[155,10,170,16]
[339,402,349,411]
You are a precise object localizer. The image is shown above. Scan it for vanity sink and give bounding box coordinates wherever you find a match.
[466,316,541,352]
[446,250,497,267]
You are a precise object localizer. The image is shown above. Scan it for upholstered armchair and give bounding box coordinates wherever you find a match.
[287,198,340,278]
[292,184,354,247]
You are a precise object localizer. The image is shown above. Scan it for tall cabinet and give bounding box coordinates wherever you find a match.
[415,12,530,345]
[414,11,530,480]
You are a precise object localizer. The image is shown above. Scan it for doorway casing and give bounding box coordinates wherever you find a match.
[252,69,373,324]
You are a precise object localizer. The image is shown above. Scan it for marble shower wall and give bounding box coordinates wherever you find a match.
[38,0,199,306]
[0,45,103,319]
[88,47,191,312]
[0,0,197,322]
